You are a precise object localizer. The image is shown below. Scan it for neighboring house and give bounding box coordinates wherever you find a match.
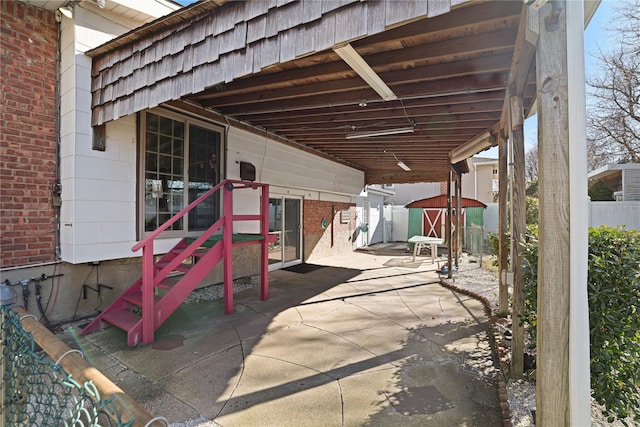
[391,182,441,206]
[354,185,395,247]
[464,157,499,205]
[588,163,640,201]
[588,163,640,230]
[392,157,498,206]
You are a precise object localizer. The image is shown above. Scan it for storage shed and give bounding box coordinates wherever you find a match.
[405,195,487,242]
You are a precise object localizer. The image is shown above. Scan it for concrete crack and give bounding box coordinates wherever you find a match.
[212,322,246,419]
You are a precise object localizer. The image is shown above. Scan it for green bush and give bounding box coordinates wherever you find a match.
[588,180,615,201]
[521,224,539,348]
[488,232,499,257]
[525,196,539,225]
[521,226,640,424]
[588,226,640,424]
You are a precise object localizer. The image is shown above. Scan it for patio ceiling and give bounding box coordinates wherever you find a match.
[187,2,533,183]
[89,0,536,184]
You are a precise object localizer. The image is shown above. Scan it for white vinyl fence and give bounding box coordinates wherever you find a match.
[589,201,640,230]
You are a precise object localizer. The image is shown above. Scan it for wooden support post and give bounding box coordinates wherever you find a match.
[536,1,591,424]
[446,169,452,278]
[510,94,526,378]
[498,130,509,315]
[141,241,154,345]
[455,172,462,268]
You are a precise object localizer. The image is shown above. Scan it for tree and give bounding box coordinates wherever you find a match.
[588,180,614,201]
[524,145,538,183]
[586,0,640,170]
[524,145,539,197]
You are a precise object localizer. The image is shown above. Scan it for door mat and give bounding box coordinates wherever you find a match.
[282,263,326,274]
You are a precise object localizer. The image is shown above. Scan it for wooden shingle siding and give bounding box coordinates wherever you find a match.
[334,3,368,43]
[315,12,337,51]
[90,0,469,126]
[247,15,267,44]
[428,0,452,18]
[386,1,427,27]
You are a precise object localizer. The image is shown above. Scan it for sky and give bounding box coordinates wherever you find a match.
[515,1,618,156]
[171,0,620,158]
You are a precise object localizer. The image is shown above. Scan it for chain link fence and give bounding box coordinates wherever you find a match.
[462,225,497,264]
[1,306,134,426]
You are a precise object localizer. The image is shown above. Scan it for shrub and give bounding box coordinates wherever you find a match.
[521,224,539,348]
[521,225,640,424]
[588,180,614,201]
[588,226,640,424]
[525,196,539,225]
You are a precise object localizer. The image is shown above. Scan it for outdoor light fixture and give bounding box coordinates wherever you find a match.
[59,0,105,19]
[58,4,74,18]
[524,0,549,10]
[345,126,415,140]
[449,130,495,164]
[334,44,397,102]
[384,150,412,172]
[397,161,411,171]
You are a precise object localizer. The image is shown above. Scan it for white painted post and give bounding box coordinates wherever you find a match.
[566,1,591,424]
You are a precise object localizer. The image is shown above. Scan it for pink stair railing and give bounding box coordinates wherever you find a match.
[131,180,272,345]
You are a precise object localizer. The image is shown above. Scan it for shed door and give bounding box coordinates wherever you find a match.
[423,209,444,238]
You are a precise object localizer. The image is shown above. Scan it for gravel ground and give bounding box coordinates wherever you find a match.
[181,276,262,306]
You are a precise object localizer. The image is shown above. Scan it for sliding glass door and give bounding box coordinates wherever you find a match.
[268,197,302,270]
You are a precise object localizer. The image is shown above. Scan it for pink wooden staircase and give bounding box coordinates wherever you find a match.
[80,180,275,347]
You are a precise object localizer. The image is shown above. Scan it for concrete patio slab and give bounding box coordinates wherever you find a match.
[66,247,501,426]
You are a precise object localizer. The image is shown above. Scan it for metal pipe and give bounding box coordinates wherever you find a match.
[226,88,503,117]
[0,261,62,272]
[12,307,164,427]
[54,9,62,260]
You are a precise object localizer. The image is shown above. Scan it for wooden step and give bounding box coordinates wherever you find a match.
[123,292,162,306]
[155,261,192,273]
[156,276,180,290]
[101,309,140,332]
[170,248,208,258]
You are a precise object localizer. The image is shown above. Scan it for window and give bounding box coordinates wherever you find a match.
[141,111,222,236]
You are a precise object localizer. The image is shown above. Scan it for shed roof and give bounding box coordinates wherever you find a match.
[405,195,487,209]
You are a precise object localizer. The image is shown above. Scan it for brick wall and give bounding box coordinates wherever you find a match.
[303,200,356,261]
[0,2,58,268]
